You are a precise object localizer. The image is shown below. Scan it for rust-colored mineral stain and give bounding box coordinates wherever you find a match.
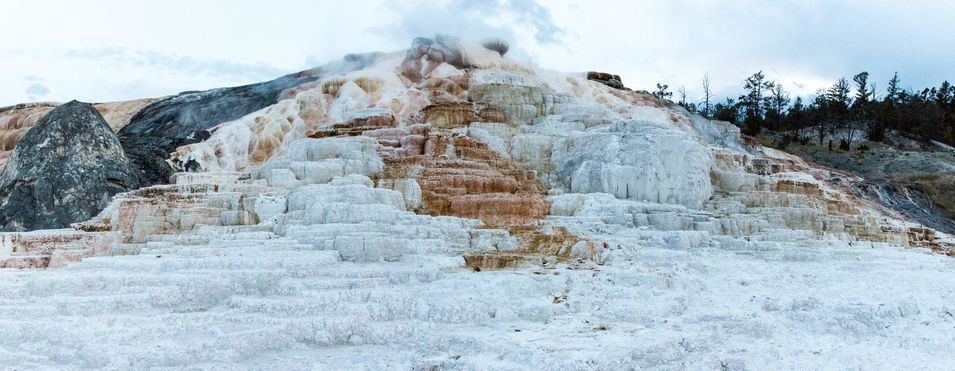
[419,102,507,129]
[308,110,397,139]
[907,226,954,255]
[355,102,589,269]
[0,255,51,269]
[464,254,527,270]
[399,135,550,227]
[773,179,823,196]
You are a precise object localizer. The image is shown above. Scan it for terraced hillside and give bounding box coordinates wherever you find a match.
[1,35,954,368]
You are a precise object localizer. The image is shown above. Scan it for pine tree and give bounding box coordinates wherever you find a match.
[813,90,830,145]
[739,71,775,135]
[823,78,853,149]
[785,96,806,133]
[653,83,673,100]
[714,98,740,125]
[852,72,872,107]
[909,89,944,143]
[826,78,853,116]
[848,72,872,146]
[765,84,790,131]
[936,81,954,142]
[874,72,903,138]
[886,72,901,104]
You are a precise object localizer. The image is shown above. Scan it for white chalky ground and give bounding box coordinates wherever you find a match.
[1,224,953,369]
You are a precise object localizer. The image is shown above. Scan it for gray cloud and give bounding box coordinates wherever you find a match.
[63,48,288,81]
[25,83,50,99]
[363,0,565,60]
[3,1,952,106]
[648,1,955,100]
[505,0,564,43]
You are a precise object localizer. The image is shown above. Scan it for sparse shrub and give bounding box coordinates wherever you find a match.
[839,139,850,150]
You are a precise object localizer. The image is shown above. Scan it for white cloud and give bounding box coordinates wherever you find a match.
[25,83,50,100]
[0,0,952,106]
[0,48,293,105]
[534,0,955,102]
[371,0,564,44]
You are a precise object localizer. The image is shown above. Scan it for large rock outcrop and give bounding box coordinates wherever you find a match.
[117,53,393,187]
[117,71,327,186]
[0,99,156,171]
[0,101,137,231]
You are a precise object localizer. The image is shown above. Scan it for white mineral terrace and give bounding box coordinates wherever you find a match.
[0,137,951,369]
[0,37,953,369]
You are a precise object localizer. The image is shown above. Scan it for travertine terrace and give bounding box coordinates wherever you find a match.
[0,36,954,368]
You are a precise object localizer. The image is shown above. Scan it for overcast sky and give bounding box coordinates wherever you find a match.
[1,0,952,107]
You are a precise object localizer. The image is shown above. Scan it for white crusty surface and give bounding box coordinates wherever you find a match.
[0,209,953,369]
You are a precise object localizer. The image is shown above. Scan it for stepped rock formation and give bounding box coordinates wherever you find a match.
[0,36,954,368]
[116,72,320,186]
[117,54,389,186]
[0,101,137,231]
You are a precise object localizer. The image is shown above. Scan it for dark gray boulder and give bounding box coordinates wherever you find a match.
[586,71,626,90]
[0,100,137,231]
